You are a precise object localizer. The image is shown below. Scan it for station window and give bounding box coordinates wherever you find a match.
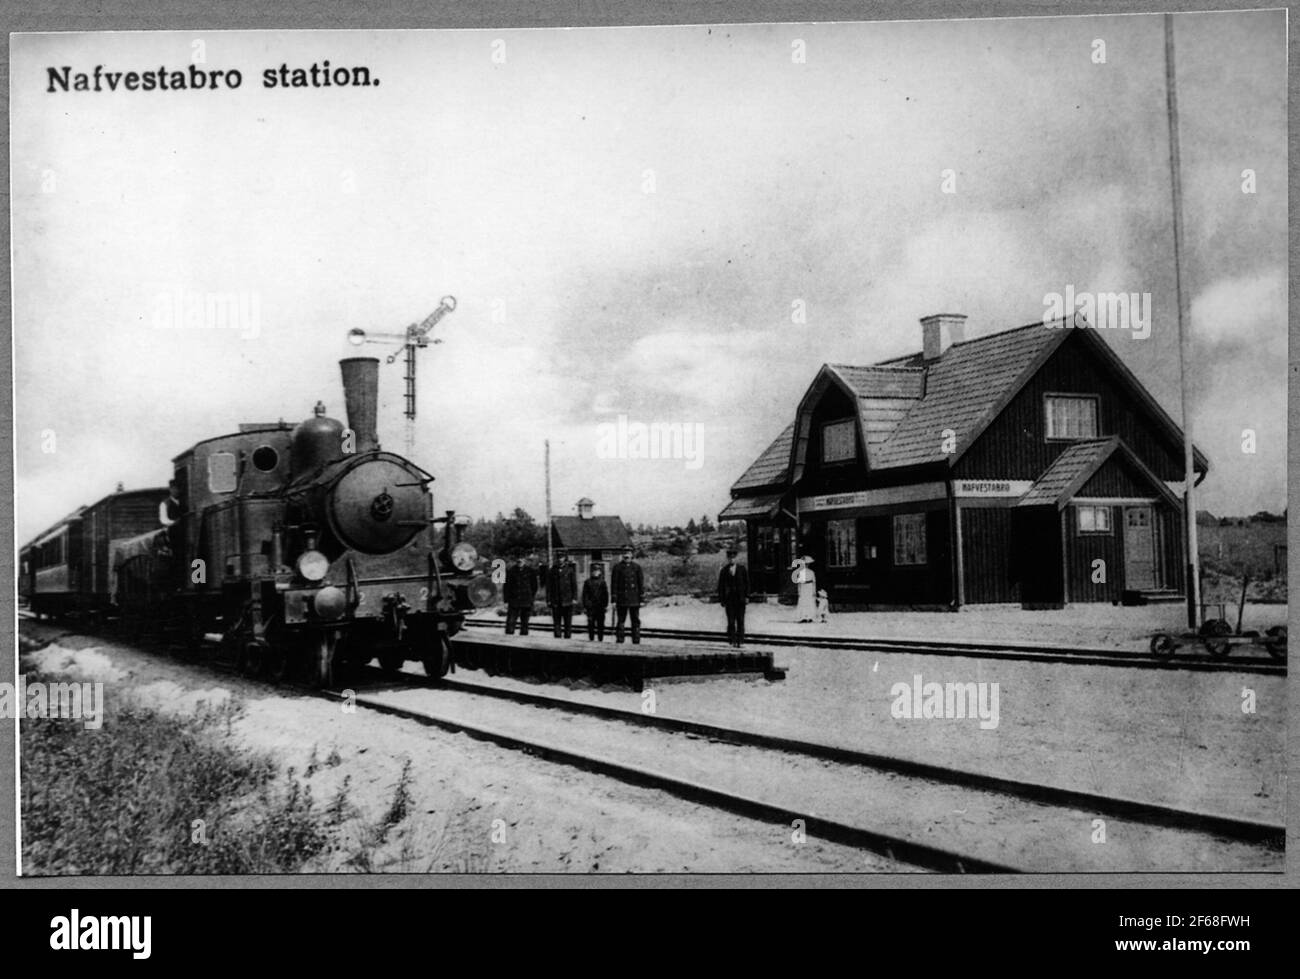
[821,419,857,464]
[1077,505,1112,534]
[893,513,927,566]
[208,452,238,494]
[1045,395,1099,440]
[827,519,856,568]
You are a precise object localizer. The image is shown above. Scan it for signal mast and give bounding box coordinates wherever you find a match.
[346,295,457,453]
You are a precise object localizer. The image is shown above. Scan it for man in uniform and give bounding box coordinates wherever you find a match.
[504,553,539,636]
[610,546,645,644]
[716,547,750,647]
[581,564,610,641]
[546,549,578,639]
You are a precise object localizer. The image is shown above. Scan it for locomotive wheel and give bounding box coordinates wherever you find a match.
[378,650,405,673]
[422,634,452,680]
[265,643,290,683]
[1148,633,1178,658]
[239,641,268,679]
[313,630,341,689]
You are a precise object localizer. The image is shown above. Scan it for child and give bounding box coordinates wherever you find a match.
[815,588,830,623]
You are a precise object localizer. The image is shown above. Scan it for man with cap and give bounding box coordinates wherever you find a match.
[503,553,539,636]
[610,546,645,644]
[546,549,578,639]
[581,564,610,641]
[716,546,750,647]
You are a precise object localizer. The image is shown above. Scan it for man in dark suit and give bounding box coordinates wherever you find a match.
[546,549,578,638]
[610,547,645,644]
[503,554,539,635]
[717,547,750,647]
[581,565,610,641]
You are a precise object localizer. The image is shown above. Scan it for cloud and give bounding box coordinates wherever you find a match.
[1190,268,1287,356]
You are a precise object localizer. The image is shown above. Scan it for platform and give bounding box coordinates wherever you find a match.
[449,632,784,690]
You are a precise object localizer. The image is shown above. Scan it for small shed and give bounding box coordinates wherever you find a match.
[550,498,633,581]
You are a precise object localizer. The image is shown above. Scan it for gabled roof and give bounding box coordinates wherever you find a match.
[550,515,632,551]
[870,321,1063,469]
[727,314,1210,505]
[787,364,928,485]
[827,364,926,466]
[873,319,1210,473]
[730,422,795,493]
[1018,436,1180,509]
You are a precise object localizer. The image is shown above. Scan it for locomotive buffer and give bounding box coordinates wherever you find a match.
[347,295,457,452]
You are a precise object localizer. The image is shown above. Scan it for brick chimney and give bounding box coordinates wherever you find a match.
[920,314,967,361]
[576,497,595,519]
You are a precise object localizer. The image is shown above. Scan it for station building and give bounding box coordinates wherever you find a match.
[719,313,1208,609]
[550,497,633,582]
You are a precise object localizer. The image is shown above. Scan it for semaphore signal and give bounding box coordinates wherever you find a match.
[346,295,457,453]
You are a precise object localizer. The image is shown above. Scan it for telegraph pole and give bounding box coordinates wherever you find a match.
[1165,13,1200,630]
[544,439,553,567]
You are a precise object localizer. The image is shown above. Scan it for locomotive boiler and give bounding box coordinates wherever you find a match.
[114,356,495,686]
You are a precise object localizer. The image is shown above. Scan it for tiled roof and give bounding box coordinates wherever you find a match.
[1018,436,1179,508]
[1019,438,1118,506]
[726,313,1208,506]
[719,491,784,521]
[550,515,632,550]
[828,364,927,399]
[870,322,1062,469]
[730,422,795,492]
[827,365,926,467]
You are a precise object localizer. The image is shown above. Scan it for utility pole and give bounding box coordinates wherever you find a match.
[544,439,553,568]
[1165,13,1200,630]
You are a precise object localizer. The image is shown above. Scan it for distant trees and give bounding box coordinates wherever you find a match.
[462,508,547,559]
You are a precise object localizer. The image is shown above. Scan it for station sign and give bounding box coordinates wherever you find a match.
[798,482,946,513]
[953,479,1033,498]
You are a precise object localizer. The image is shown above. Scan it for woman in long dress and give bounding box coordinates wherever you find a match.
[793,556,817,623]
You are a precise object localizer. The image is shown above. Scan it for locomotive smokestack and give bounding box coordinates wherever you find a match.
[340,357,380,452]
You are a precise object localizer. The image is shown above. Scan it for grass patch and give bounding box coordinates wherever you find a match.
[21,674,333,875]
[639,551,728,600]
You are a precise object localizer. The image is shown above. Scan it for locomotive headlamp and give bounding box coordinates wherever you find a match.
[450,541,478,572]
[297,549,330,582]
[347,328,366,346]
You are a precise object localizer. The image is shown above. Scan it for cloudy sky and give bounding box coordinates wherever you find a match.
[11,11,1287,543]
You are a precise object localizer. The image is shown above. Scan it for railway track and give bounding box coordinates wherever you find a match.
[25,621,1283,872]
[326,681,1008,873]
[322,665,1284,873]
[463,617,1287,675]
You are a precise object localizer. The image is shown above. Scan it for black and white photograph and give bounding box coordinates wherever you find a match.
[7,8,1289,881]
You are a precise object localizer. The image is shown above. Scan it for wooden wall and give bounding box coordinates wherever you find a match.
[956,333,1186,482]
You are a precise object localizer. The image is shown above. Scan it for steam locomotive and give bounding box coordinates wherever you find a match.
[23,357,496,686]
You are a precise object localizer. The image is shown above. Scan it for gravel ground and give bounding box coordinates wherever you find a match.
[361,681,1281,872]
[18,622,907,874]
[465,604,1286,825]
